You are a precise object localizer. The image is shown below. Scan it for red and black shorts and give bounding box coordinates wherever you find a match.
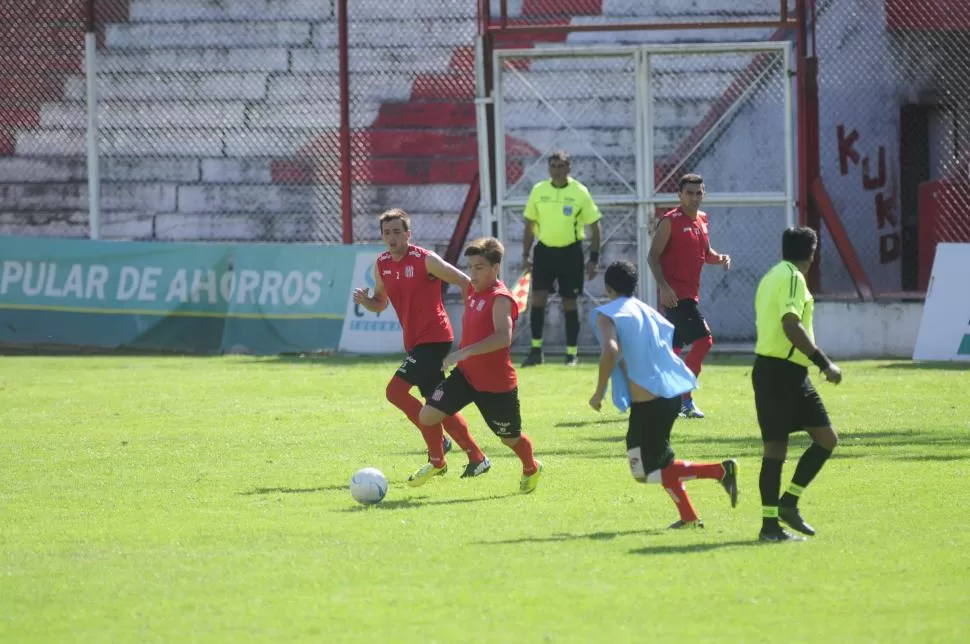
[426,368,522,438]
[395,341,452,398]
[663,298,712,349]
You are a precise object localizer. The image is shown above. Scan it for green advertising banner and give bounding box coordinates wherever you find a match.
[0,237,380,354]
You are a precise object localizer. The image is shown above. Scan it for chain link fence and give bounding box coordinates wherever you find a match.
[0,0,480,247]
[816,0,970,294]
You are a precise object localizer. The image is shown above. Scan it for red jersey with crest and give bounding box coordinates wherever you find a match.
[376,245,453,352]
[659,207,710,301]
[457,281,518,393]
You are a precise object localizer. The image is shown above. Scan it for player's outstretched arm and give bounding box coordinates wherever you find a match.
[425,252,471,299]
[647,217,678,308]
[782,313,841,384]
[442,296,513,370]
[589,313,619,411]
[352,263,389,313]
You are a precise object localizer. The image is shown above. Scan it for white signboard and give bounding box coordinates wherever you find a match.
[913,243,970,362]
[338,251,405,354]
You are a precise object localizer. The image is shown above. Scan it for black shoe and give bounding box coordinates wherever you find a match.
[564,354,579,367]
[460,457,491,478]
[669,519,705,529]
[758,526,806,542]
[779,505,816,536]
[521,348,544,367]
[720,459,739,508]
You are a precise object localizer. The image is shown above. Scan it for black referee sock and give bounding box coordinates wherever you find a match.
[530,306,545,343]
[780,443,832,508]
[564,309,580,348]
[760,457,784,530]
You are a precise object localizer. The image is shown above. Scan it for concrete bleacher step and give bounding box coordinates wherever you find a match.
[128,0,472,22]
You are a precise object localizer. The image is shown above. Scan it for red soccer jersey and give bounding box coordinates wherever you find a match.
[659,207,710,301]
[376,245,453,352]
[458,281,518,393]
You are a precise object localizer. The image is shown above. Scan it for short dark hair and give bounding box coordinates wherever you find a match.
[379,208,410,234]
[782,226,818,262]
[604,260,637,297]
[464,237,504,265]
[678,173,704,192]
[549,150,570,164]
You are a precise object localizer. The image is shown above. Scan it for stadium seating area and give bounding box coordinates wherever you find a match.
[0,0,785,246]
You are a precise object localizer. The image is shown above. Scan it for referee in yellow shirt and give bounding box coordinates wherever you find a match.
[520,150,602,367]
[752,226,842,543]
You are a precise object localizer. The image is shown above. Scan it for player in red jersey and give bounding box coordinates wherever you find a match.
[416,237,543,493]
[647,173,731,419]
[353,209,489,482]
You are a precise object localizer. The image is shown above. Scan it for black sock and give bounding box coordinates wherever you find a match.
[564,308,580,347]
[530,306,545,345]
[779,443,833,507]
[760,457,784,530]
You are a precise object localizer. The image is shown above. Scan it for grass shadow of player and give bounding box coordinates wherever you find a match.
[239,484,347,496]
[877,361,970,371]
[628,539,763,556]
[554,417,628,429]
[344,493,519,512]
[475,529,664,545]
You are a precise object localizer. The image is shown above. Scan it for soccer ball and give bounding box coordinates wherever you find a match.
[349,467,388,505]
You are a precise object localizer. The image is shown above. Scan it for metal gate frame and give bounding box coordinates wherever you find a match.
[481,41,795,310]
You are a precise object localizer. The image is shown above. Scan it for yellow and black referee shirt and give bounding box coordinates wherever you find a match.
[524,177,602,248]
[754,260,816,368]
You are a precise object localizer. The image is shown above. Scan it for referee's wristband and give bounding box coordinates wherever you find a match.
[588,251,599,263]
[808,349,832,371]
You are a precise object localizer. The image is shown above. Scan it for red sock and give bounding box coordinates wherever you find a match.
[442,413,485,462]
[665,459,725,481]
[684,335,712,377]
[661,466,699,522]
[386,376,446,466]
[510,434,538,474]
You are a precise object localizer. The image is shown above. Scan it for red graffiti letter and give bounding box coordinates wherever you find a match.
[838,125,861,176]
[875,192,897,229]
[862,147,886,191]
[879,232,900,264]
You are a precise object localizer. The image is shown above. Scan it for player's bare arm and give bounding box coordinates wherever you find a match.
[706,243,731,270]
[521,220,536,270]
[782,313,842,384]
[589,313,619,411]
[587,220,602,280]
[425,252,471,299]
[443,296,514,370]
[352,263,389,313]
[647,217,678,308]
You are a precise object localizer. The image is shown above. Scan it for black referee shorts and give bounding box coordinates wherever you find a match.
[663,298,712,349]
[395,341,452,398]
[752,355,831,442]
[532,241,584,299]
[626,397,680,473]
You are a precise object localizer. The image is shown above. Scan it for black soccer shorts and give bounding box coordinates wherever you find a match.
[752,355,832,442]
[663,298,712,350]
[395,341,452,398]
[532,241,585,299]
[426,368,522,438]
[626,396,680,475]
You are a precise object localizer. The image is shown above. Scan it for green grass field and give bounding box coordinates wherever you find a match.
[2,354,969,642]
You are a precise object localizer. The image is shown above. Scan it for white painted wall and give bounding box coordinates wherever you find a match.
[814,300,923,359]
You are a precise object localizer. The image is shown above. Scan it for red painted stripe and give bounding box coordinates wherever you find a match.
[885,0,970,30]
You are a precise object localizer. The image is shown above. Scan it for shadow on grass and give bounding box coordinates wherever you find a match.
[893,453,970,462]
[629,539,763,556]
[554,417,627,429]
[239,484,348,496]
[476,528,664,545]
[877,361,970,371]
[343,492,519,512]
